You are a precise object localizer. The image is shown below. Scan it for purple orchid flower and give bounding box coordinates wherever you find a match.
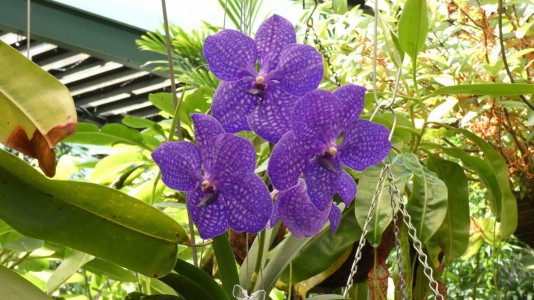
[203,14,324,143]
[152,114,272,239]
[267,84,392,236]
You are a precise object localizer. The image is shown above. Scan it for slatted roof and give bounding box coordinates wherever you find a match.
[0,0,173,125]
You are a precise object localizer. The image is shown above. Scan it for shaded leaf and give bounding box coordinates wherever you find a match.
[64,123,157,150]
[47,249,93,293]
[403,153,448,243]
[426,156,470,263]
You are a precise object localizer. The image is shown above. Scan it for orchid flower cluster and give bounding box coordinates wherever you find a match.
[152,15,391,239]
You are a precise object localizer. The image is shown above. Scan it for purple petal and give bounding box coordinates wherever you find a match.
[338,120,392,171]
[247,82,298,143]
[328,204,341,233]
[333,84,366,128]
[292,90,342,143]
[203,29,257,81]
[267,131,323,191]
[187,186,228,239]
[255,14,296,72]
[338,170,357,205]
[152,142,201,192]
[203,133,256,179]
[303,157,342,211]
[212,79,259,133]
[275,179,330,237]
[270,44,323,96]
[191,114,225,150]
[217,174,272,234]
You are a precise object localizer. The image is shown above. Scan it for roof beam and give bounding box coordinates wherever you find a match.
[0,0,164,75]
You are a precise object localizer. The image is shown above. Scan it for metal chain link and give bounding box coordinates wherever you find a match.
[303,16,341,87]
[389,170,408,300]
[389,179,443,300]
[341,164,390,297]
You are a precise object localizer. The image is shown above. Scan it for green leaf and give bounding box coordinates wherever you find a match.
[454,128,517,239]
[89,150,149,184]
[83,258,137,282]
[403,153,448,243]
[212,234,239,299]
[0,265,52,300]
[47,249,93,293]
[280,203,362,283]
[0,148,188,277]
[64,122,158,150]
[0,41,77,177]
[173,258,229,300]
[355,159,411,246]
[332,0,348,14]
[4,236,44,252]
[398,0,429,61]
[149,93,176,116]
[430,83,534,97]
[254,235,313,294]
[426,156,470,263]
[159,272,217,300]
[306,295,349,300]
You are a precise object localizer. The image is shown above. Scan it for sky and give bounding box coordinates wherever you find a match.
[53,0,303,32]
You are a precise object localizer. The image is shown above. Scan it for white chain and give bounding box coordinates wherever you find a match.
[342,164,389,297]
[389,179,443,300]
[389,170,408,300]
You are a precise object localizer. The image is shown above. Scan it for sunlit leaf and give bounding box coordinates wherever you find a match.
[0,148,189,277]
[0,41,77,177]
[0,265,51,300]
[398,0,429,61]
[431,83,534,97]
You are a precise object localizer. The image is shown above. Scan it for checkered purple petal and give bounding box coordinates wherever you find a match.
[270,44,323,96]
[187,186,228,239]
[338,170,357,206]
[191,114,225,151]
[203,133,257,179]
[152,141,202,192]
[203,29,257,81]
[292,90,342,143]
[268,131,324,190]
[303,157,342,211]
[275,179,331,237]
[328,204,341,233]
[255,14,296,73]
[333,84,366,129]
[338,119,391,171]
[217,173,272,234]
[247,82,298,143]
[212,79,259,133]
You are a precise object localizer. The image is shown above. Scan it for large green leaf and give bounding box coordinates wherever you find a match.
[403,153,448,243]
[455,128,517,239]
[172,258,229,300]
[0,41,77,177]
[0,149,188,277]
[430,83,534,97]
[398,0,429,61]
[0,265,51,300]
[426,156,470,263]
[355,159,411,246]
[212,234,239,299]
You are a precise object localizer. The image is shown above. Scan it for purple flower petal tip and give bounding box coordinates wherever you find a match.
[152,141,202,192]
[255,14,296,72]
[191,113,225,149]
[275,179,330,237]
[339,119,392,171]
[203,29,256,81]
